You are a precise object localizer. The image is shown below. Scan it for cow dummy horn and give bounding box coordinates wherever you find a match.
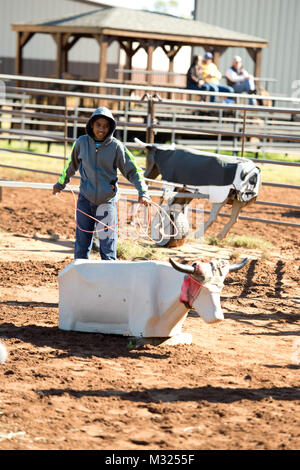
[134,137,153,150]
[169,257,195,274]
[229,257,248,272]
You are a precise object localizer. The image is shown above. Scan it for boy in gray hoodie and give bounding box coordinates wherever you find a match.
[53,106,150,260]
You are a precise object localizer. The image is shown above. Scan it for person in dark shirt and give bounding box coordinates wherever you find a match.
[186,54,204,90]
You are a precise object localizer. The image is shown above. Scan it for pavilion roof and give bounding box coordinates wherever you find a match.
[12,7,268,46]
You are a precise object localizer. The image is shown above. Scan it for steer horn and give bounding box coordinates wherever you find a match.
[169,257,195,274]
[134,137,153,150]
[229,257,248,272]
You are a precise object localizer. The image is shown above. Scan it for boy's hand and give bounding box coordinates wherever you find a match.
[53,184,62,195]
[138,196,151,206]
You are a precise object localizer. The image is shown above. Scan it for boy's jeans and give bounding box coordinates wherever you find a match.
[75,193,118,260]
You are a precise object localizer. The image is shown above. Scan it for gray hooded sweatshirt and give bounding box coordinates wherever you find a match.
[54,107,148,205]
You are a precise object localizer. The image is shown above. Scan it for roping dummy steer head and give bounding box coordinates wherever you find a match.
[58,257,248,340]
[170,257,248,323]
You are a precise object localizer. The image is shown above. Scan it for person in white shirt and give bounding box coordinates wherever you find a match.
[225,56,257,105]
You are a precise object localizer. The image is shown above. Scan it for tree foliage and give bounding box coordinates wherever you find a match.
[153,0,179,14]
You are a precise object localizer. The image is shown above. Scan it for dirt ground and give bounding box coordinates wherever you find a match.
[0,175,299,451]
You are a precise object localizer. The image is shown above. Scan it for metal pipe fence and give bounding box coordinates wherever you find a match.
[1,72,298,105]
[0,75,299,231]
[0,179,299,230]
[2,84,300,153]
[2,91,300,162]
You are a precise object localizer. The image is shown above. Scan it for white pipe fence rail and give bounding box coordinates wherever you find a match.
[0,74,299,231]
[1,88,300,154]
[1,73,298,105]
[2,79,300,156]
[1,89,300,159]
[0,180,299,230]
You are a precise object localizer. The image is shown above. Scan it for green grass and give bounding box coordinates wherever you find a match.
[241,151,299,163]
[203,148,300,162]
[253,152,300,162]
[0,140,146,178]
[206,234,272,251]
[0,139,73,155]
[116,239,168,261]
[258,163,300,184]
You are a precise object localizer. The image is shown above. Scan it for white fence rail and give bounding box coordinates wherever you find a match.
[0,75,299,231]
[0,180,299,229]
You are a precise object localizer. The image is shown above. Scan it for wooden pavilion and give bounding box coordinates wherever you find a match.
[11,6,268,85]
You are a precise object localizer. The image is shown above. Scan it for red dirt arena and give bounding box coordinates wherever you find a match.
[0,173,299,451]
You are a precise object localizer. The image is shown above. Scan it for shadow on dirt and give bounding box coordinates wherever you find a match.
[239,259,258,298]
[36,384,300,403]
[1,300,58,308]
[224,310,300,326]
[281,210,300,218]
[15,233,74,251]
[0,322,171,360]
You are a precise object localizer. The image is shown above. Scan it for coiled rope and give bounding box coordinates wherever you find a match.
[55,185,179,245]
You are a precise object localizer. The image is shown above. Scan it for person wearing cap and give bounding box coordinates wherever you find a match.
[225,56,257,105]
[199,52,234,102]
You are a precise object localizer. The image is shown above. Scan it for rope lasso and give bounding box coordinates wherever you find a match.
[55,186,119,234]
[55,185,180,244]
[131,199,179,245]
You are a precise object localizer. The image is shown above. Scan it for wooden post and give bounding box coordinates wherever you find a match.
[62,35,81,80]
[146,95,155,145]
[162,45,181,83]
[213,50,220,67]
[246,47,262,79]
[162,45,181,98]
[168,57,174,82]
[168,57,175,99]
[64,97,68,167]
[141,93,155,173]
[94,34,108,99]
[254,49,262,80]
[15,31,23,75]
[241,109,247,157]
[118,40,142,83]
[51,32,63,79]
[98,35,108,83]
[146,42,154,85]
[15,31,34,76]
[213,46,227,67]
[56,33,62,79]
[61,33,72,77]
[142,93,161,172]
[124,42,133,82]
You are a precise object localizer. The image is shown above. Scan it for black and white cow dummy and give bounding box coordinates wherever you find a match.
[58,257,248,339]
[135,139,261,244]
